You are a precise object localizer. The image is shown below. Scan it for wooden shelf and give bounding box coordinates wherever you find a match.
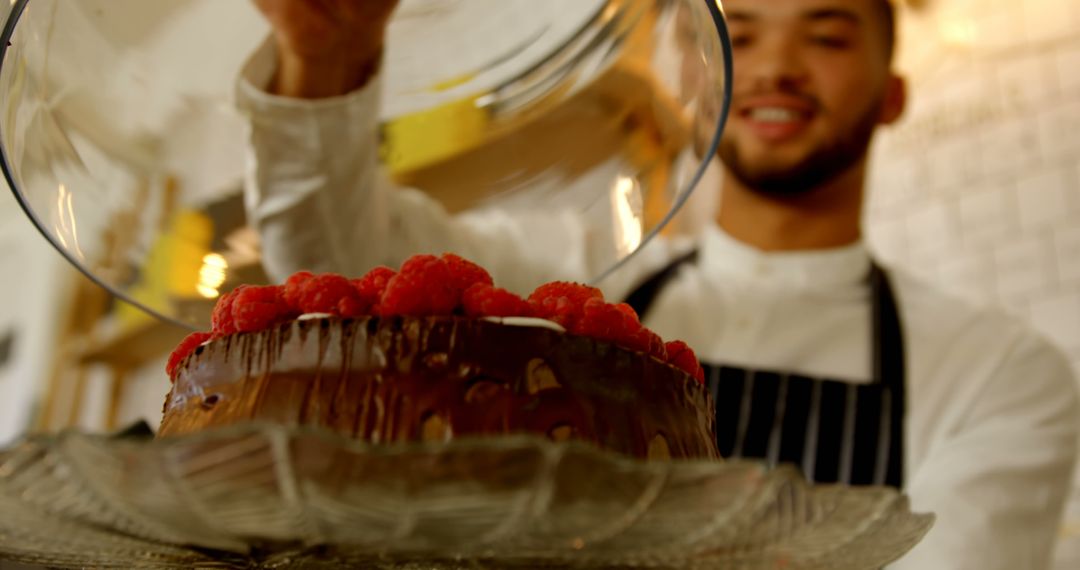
[76,318,189,369]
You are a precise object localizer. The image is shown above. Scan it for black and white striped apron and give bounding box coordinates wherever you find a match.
[624,251,905,488]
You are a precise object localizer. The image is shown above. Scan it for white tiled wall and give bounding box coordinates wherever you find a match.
[865,0,1080,566]
[869,0,1080,357]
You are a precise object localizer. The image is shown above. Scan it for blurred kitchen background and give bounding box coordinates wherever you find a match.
[0,0,1076,566]
[871,0,1080,564]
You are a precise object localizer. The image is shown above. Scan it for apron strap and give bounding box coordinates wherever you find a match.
[623,249,699,319]
[870,264,906,486]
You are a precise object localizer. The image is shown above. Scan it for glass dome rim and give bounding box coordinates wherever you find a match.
[593,0,733,285]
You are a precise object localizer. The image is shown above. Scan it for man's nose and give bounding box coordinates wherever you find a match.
[739,34,809,91]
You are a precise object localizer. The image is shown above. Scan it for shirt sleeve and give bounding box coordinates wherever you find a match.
[235,38,393,282]
[232,40,642,296]
[892,331,1080,570]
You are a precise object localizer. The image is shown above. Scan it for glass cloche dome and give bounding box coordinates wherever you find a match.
[0,0,732,328]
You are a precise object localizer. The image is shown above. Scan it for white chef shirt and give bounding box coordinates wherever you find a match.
[236,45,1080,570]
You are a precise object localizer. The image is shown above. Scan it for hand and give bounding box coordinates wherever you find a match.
[252,0,400,98]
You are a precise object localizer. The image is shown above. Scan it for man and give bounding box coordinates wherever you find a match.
[239,1,1080,567]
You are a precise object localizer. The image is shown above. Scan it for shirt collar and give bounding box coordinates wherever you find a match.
[698,223,873,291]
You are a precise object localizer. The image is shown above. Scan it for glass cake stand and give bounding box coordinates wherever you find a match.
[0,424,933,569]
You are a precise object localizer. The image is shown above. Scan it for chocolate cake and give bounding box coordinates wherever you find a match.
[160,316,719,460]
[159,254,720,460]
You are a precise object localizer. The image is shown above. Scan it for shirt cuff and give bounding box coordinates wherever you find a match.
[234,37,383,126]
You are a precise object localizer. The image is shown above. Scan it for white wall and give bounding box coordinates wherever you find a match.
[0,191,73,446]
[869,0,1080,370]
[865,0,1080,566]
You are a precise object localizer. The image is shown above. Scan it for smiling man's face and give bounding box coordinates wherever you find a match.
[720,0,904,197]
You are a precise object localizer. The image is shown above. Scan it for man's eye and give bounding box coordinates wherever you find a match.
[810,36,850,48]
[731,35,753,48]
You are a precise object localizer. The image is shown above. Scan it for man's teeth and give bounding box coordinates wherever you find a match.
[750,107,801,122]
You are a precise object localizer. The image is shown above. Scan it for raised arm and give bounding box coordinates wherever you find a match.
[237,0,675,296]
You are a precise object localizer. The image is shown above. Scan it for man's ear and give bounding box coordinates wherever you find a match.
[879,74,907,125]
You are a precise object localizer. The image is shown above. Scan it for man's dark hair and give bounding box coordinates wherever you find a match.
[874,0,898,63]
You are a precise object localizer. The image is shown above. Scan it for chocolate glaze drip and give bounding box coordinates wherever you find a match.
[159,317,720,460]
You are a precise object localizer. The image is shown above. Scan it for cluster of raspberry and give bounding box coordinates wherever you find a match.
[168,253,703,383]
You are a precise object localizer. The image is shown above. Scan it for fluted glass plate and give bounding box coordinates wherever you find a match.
[0,424,933,569]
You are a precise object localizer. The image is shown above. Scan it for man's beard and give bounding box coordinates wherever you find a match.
[718,97,881,198]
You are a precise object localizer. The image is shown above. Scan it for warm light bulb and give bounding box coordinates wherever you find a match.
[196,253,229,298]
[612,176,644,257]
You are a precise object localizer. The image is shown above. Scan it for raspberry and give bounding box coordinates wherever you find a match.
[575,298,659,355]
[282,271,315,312]
[443,253,493,292]
[399,254,440,274]
[379,255,457,316]
[576,298,633,339]
[166,331,212,379]
[351,266,396,310]
[528,282,604,329]
[337,296,368,318]
[462,283,533,318]
[617,334,650,354]
[614,303,641,323]
[233,284,281,306]
[378,253,490,316]
[232,285,291,332]
[530,296,582,329]
[211,288,241,336]
[528,282,603,306]
[645,329,668,361]
[619,326,665,356]
[298,273,359,315]
[665,340,705,384]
